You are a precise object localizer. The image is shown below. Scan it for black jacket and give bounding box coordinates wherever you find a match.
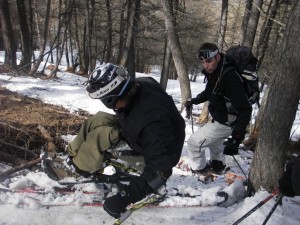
[116,77,185,177]
[192,53,252,136]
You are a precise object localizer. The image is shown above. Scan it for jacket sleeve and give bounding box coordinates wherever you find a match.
[222,71,252,138]
[192,81,213,104]
[138,118,182,176]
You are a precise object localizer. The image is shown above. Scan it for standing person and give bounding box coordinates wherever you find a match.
[86,63,185,218]
[185,42,252,174]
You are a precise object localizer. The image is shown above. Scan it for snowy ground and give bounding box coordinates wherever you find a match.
[0,55,300,225]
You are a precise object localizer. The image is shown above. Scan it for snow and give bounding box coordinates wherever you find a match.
[1,52,300,225]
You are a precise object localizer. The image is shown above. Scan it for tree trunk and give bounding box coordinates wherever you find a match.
[116,0,126,65]
[240,0,253,45]
[249,0,300,193]
[29,0,51,76]
[120,0,140,78]
[0,0,17,67]
[217,0,228,50]
[16,0,32,72]
[160,38,172,91]
[243,0,263,47]
[256,0,280,69]
[162,0,191,111]
[244,0,280,148]
[105,0,112,63]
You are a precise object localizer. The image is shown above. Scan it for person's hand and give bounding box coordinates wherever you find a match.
[223,138,240,156]
[103,193,129,218]
[185,98,194,119]
[185,98,193,110]
[103,176,154,218]
[278,160,295,197]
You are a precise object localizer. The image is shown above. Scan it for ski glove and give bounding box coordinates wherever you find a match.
[223,138,240,156]
[103,192,130,218]
[185,98,196,119]
[103,175,155,218]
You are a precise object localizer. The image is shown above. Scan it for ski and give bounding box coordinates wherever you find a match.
[0,185,228,209]
[0,186,101,194]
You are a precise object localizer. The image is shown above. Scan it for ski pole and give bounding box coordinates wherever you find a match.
[262,193,283,225]
[232,155,248,180]
[190,106,194,133]
[113,193,161,225]
[232,188,280,225]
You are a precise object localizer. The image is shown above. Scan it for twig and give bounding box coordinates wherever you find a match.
[0,151,28,165]
[0,139,38,158]
[0,157,42,181]
[37,125,56,153]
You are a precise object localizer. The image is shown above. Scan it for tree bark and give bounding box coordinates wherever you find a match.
[249,0,300,192]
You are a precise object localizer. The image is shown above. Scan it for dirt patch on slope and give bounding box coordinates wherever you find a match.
[0,86,90,164]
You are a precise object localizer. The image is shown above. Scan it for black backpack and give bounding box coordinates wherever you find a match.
[223,45,260,107]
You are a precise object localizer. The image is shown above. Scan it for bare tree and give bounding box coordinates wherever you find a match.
[105,0,112,63]
[0,0,17,68]
[116,0,126,65]
[16,0,33,72]
[240,0,253,45]
[160,38,172,90]
[249,0,300,193]
[29,0,51,76]
[162,0,191,111]
[120,0,141,78]
[243,0,263,47]
[217,0,228,50]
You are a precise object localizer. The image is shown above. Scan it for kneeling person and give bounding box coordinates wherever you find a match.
[86,63,185,218]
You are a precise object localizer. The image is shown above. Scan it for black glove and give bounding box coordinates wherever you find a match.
[103,193,130,218]
[278,160,296,197]
[185,98,194,119]
[103,176,154,218]
[223,138,240,156]
[185,98,193,109]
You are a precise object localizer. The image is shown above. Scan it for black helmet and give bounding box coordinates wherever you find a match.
[86,63,130,109]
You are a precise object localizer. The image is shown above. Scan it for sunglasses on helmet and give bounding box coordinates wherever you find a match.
[197,49,219,60]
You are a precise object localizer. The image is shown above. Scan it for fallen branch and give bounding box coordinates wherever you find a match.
[0,157,42,181]
[0,151,28,165]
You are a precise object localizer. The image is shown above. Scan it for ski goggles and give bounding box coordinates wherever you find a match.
[197,49,219,60]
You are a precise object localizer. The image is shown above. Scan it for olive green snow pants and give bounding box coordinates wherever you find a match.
[67,111,121,172]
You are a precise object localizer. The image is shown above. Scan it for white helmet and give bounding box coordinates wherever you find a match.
[86,63,130,109]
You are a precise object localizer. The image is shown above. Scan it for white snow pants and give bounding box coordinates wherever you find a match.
[187,120,232,171]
